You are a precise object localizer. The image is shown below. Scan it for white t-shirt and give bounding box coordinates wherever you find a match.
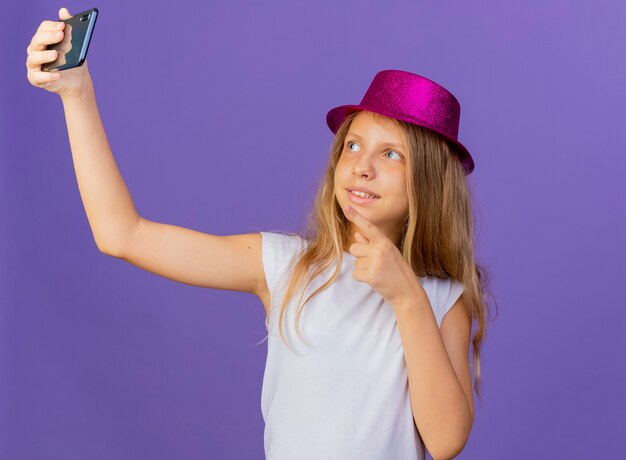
[260,231,464,460]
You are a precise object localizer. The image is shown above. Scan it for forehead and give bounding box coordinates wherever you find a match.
[348,111,406,145]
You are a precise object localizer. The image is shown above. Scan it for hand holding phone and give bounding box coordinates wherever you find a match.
[42,7,98,72]
[26,7,98,101]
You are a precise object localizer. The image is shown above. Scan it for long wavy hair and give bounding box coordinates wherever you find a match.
[266,110,497,403]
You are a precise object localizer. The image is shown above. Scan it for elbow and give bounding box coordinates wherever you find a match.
[95,217,141,257]
[426,418,472,460]
[95,240,109,255]
[429,441,467,460]
[96,240,121,257]
[96,229,134,257]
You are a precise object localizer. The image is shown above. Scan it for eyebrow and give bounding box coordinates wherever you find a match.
[346,132,405,149]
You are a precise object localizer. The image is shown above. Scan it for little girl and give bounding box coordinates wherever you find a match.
[27,8,493,460]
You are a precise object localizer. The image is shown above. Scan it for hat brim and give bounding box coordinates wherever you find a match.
[326,104,475,175]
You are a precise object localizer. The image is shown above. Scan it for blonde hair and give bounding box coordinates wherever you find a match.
[266,110,498,403]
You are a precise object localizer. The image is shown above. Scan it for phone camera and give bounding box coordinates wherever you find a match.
[80,14,89,22]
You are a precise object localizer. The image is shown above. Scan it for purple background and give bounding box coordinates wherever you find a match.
[2,1,625,459]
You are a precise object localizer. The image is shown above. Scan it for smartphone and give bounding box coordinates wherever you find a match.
[42,8,98,72]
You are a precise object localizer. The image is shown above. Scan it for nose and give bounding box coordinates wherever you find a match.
[351,152,376,178]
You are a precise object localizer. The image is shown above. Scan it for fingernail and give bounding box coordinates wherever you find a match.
[344,205,352,213]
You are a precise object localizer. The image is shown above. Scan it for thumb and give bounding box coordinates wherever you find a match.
[354,231,368,243]
[59,7,72,20]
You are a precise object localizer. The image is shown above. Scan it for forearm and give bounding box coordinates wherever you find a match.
[60,81,139,254]
[393,288,472,459]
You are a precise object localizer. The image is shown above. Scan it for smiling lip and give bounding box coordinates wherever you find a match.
[346,189,380,205]
[346,186,379,197]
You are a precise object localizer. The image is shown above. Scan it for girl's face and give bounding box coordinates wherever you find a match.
[334,111,409,247]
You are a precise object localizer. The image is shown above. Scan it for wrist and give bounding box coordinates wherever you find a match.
[60,79,95,105]
[390,277,427,313]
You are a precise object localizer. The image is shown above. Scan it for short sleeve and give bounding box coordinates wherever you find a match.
[439,278,465,327]
[260,232,307,308]
[421,277,465,328]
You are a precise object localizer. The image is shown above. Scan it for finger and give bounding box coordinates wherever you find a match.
[26,30,63,71]
[28,49,59,67]
[353,261,368,274]
[29,69,62,85]
[28,7,70,56]
[354,231,369,243]
[343,205,383,241]
[37,20,64,33]
[27,28,65,60]
[59,7,73,20]
[347,240,370,259]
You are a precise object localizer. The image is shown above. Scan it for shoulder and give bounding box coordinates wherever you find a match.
[420,276,463,298]
[259,231,310,312]
[420,276,465,328]
[259,231,308,279]
[260,231,308,256]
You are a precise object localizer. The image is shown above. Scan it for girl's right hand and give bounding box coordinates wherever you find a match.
[26,7,93,100]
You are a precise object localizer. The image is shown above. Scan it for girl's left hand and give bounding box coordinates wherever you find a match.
[343,205,421,307]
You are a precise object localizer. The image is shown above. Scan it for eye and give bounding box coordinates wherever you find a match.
[346,141,359,152]
[345,141,403,161]
[385,150,403,160]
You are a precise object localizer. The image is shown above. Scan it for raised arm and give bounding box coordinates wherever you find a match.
[61,82,139,254]
[26,7,140,254]
[59,60,268,307]
[26,8,270,312]
[115,220,267,297]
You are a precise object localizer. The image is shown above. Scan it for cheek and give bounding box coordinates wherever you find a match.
[334,162,350,182]
[387,171,407,192]
[333,169,341,189]
[333,171,344,196]
[389,179,410,208]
